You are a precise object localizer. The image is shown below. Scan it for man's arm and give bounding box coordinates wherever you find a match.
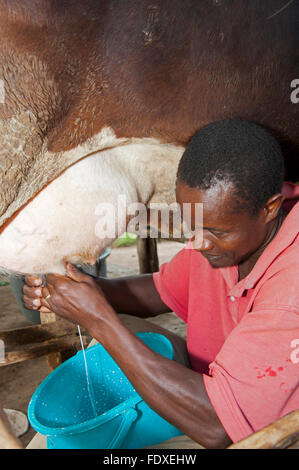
[91,313,232,449]
[96,274,172,317]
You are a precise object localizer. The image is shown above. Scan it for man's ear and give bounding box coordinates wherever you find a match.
[263,193,285,222]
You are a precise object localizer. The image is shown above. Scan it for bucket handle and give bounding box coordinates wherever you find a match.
[107,408,138,449]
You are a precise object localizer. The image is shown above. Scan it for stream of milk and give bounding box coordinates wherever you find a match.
[77,325,97,418]
[41,274,98,418]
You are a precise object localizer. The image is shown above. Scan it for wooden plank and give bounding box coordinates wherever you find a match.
[45,351,63,372]
[0,333,88,367]
[287,439,299,449]
[40,311,57,324]
[0,318,79,347]
[39,311,62,371]
[228,410,299,449]
[0,317,89,367]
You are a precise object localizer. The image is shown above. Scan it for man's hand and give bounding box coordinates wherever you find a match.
[23,263,118,334]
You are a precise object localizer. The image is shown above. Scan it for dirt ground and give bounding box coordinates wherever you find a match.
[0,240,186,448]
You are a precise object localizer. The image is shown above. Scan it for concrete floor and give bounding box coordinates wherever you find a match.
[0,240,186,448]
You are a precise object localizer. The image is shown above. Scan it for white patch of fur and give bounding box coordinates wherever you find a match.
[0,137,184,275]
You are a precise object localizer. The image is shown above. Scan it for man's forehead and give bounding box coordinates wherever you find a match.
[176,180,236,206]
[176,180,249,226]
[201,182,235,204]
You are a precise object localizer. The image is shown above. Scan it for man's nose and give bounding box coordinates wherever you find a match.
[192,232,214,251]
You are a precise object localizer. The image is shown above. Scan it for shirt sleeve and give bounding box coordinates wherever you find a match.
[203,306,299,443]
[152,243,192,322]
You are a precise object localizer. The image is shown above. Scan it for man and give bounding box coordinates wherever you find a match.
[24,119,299,449]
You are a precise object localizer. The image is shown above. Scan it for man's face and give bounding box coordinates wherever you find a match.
[176,180,268,268]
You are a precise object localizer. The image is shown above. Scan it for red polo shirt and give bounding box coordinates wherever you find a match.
[153,182,299,443]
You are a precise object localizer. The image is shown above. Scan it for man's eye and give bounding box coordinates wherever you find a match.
[211,231,226,237]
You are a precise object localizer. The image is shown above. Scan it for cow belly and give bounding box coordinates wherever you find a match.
[0,140,182,275]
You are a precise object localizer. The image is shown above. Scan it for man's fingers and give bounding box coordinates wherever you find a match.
[23,285,42,298]
[23,295,41,310]
[24,275,43,287]
[40,297,52,310]
[39,306,52,313]
[45,273,71,290]
[41,286,54,310]
[46,273,66,283]
[65,262,89,283]
[42,286,50,297]
[42,286,51,298]
[23,283,42,310]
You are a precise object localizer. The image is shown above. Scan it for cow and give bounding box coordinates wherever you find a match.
[0,0,298,276]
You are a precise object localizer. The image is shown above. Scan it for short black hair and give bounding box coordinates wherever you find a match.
[177,119,285,216]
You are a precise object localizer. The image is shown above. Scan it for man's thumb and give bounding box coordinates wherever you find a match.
[65,262,87,282]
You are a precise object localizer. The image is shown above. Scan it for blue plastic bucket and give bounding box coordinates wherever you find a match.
[28,332,183,449]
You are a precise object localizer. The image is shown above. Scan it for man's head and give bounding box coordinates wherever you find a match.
[176,119,285,268]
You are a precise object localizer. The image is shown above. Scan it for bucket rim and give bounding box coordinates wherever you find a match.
[28,393,143,436]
